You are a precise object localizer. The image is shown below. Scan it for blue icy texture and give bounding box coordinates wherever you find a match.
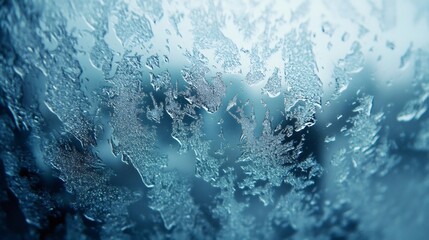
[0,0,429,239]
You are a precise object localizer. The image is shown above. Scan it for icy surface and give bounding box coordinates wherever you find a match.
[1,0,429,239]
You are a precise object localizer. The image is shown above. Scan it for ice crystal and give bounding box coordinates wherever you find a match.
[1,0,428,239]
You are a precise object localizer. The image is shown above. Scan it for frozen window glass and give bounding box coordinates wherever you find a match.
[0,0,428,239]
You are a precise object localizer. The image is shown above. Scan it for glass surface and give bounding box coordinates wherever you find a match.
[0,0,428,239]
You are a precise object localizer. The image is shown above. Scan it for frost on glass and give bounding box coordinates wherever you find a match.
[0,0,429,239]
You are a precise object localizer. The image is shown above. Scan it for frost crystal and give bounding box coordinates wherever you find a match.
[1,0,428,239]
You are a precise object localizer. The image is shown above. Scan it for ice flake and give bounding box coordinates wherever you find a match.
[115,12,153,47]
[145,55,160,70]
[283,24,322,131]
[263,67,282,98]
